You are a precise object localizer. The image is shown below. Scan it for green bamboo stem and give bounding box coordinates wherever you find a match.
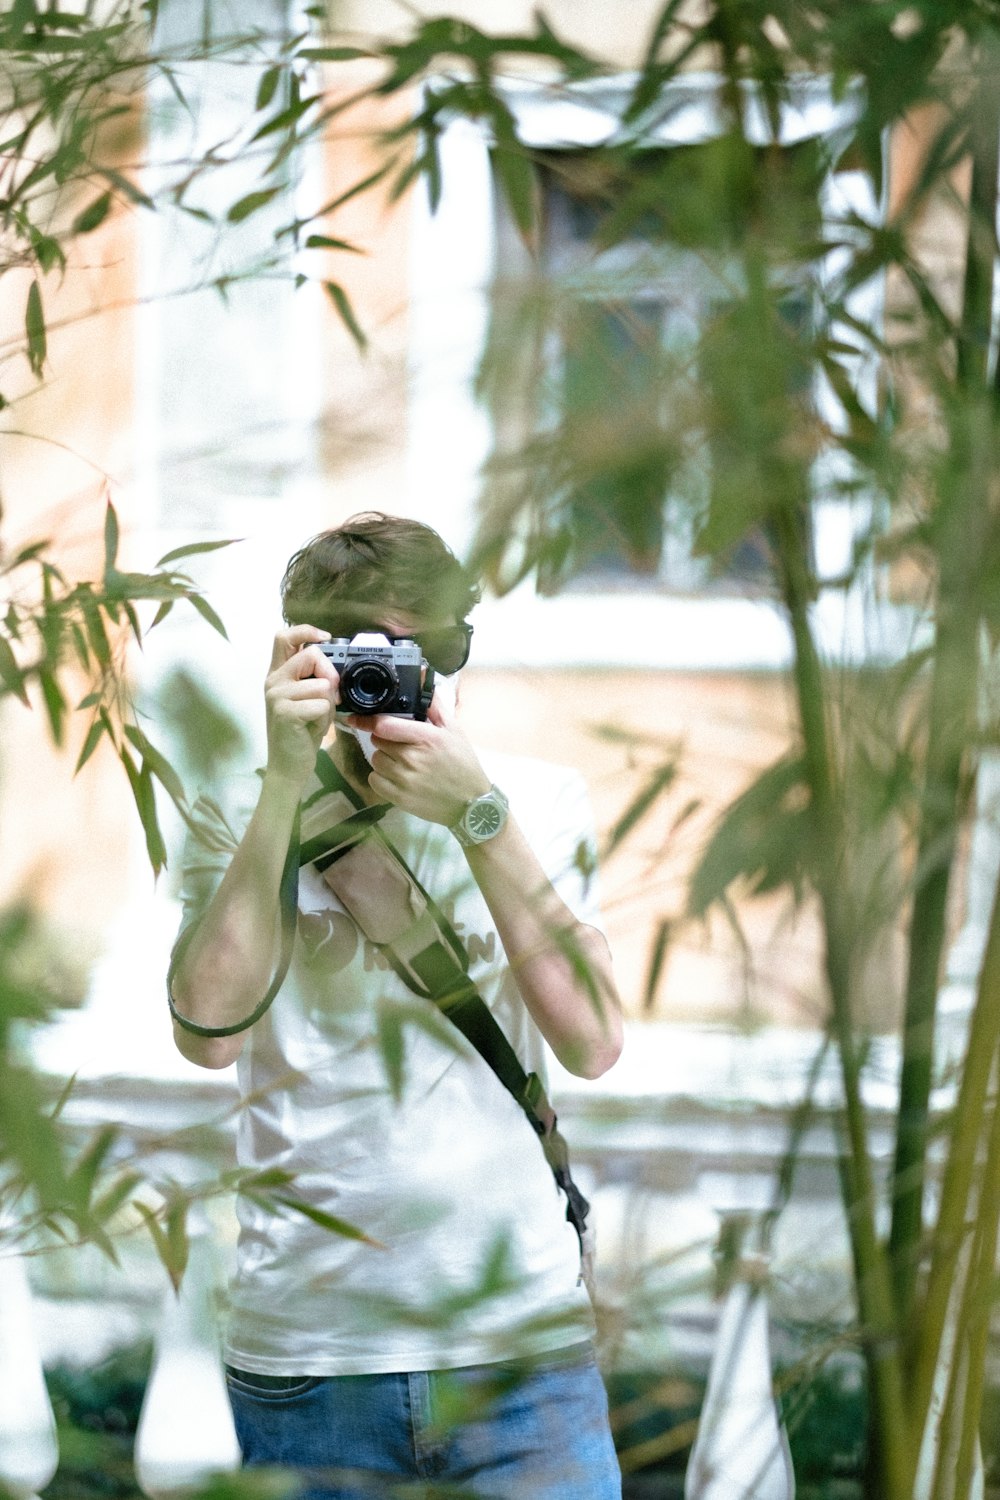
[774,508,910,1500]
[888,56,1000,1328]
[926,1076,1000,1500]
[910,871,1000,1451]
[928,1235,976,1500]
[949,1088,1000,1500]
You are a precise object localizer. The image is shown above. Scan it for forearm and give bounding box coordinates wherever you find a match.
[464,817,623,1079]
[170,770,301,1067]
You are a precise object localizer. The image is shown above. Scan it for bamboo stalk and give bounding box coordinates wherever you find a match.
[774,506,911,1500]
[943,1079,1000,1500]
[911,871,1000,1450]
[888,53,1000,1328]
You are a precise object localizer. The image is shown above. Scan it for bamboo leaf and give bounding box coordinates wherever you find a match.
[74,716,106,773]
[103,500,119,577]
[123,599,142,647]
[124,723,187,809]
[38,667,65,744]
[92,1171,143,1224]
[255,62,282,111]
[72,191,112,234]
[49,1070,78,1121]
[79,593,111,669]
[604,759,679,858]
[67,1124,119,1210]
[304,234,364,254]
[98,168,154,209]
[25,280,46,377]
[155,537,240,567]
[491,142,537,247]
[10,539,50,567]
[315,161,395,219]
[297,44,374,60]
[165,1196,189,1291]
[689,756,811,917]
[376,1002,405,1102]
[120,749,167,875]
[642,917,672,1012]
[273,1194,384,1248]
[0,636,29,704]
[136,1202,178,1290]
[227,186,282,223]
[324,281,367,351]
[187,592,228,638]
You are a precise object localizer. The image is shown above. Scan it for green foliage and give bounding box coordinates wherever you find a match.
[689,756,812,917]
[3,4,1000,1495]
[0,500,237,874]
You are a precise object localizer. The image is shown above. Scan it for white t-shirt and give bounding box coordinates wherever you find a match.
[176,748,603,1375]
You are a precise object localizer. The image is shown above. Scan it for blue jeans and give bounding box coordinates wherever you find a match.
[225,1345,622,1500]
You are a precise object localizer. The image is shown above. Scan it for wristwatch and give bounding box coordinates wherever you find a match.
[450,784,509,848]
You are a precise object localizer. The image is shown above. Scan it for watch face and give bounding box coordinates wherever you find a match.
[466,798,503,840]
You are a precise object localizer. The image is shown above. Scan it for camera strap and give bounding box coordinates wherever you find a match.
[168,747,590,1251]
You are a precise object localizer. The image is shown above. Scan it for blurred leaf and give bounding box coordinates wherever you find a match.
[324,281,367,351]
[315,161,395,219]
[124,723,188,811]
[156,665,247,779]
[136,1201,179,1291]
[642,916,672,1012]
[99,166,154,209]
[165,1195,189,1290]
[255,62,282,111]
[0,1067,71,1212]
[298,45,374,60]
[25,280,45,376]
[604,759,679,858]
[49,1070,78,1121]
[273,1195,384,1248]
[227,186,282,223]
[72,191,112,234]
[103,500,119,577]
[0,636,29,704]
[155,537,240,567]
[689,755,812,918]
[376,1001,405,1102]
[304,234,364,254]
[79,592,111,669]
[66,1124,119,1210]
[491,141,537,248]
[74,716,106,772]
[187,592,228,638]
[120,749,167,875]
[38,667,65,744]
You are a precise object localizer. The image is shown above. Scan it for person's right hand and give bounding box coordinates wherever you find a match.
[264,625,339,790]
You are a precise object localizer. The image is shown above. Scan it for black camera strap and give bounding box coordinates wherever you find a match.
[168,748,590,1250]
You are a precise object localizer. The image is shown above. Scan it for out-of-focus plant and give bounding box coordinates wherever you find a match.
[0,0,392,1293]
[280,4,1000,1497]
[11,0,1000,1491]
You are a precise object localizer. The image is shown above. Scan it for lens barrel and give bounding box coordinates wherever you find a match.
[341,658,397,713]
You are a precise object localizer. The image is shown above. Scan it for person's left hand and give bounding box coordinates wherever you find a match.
[347,690,491,826]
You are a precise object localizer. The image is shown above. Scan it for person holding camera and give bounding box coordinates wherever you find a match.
[168,513,624,1498]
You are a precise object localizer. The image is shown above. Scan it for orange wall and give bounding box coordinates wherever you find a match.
[458,668,841,1028]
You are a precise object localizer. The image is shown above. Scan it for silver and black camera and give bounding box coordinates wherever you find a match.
[319,632,427,718]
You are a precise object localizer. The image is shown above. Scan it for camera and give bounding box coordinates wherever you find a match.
[319,632,427,718]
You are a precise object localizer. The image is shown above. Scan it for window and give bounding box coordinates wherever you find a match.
[490,137,825,596]
[406,75,894,668]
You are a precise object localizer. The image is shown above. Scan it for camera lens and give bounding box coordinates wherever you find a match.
[342,660,396,712]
